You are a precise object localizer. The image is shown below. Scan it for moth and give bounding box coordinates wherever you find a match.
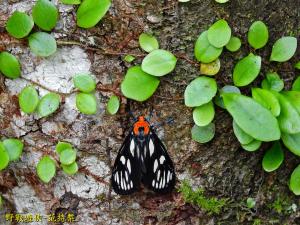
[111,116,176,195]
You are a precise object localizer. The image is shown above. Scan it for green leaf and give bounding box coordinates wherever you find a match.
[6,11,34,38]
[59,148,76,165]
[141,49,177,76]
[107,95,120,115]
[194,31,223,63]
[184,77,217,107]
[37,93,60,117]
[0,143,9,171]
[36,156,56,183]
[32,0,58,31]
[193,101,215,127]
[251,88,280,117]
[241,139,262,152]
[19,86,39,114]
[247,21,269,49]
[3,139,23,162]
[28,32,57,57]
[77,0,111,28]
[121,66,160,102]
[246,198,256,209]
[225,36,241,52]
[191,123,215,143]
[290,164,300,195]
[61,0,81,4]
[262,142,284,172]
[139,33,159,53]
[295,61,300,70]
[214,85,241,109]
[270,37,297,62]
[123,55,135,63]
[73,74,96,93]
[76,93,97,114]
[222,93,280,141]
[282,132,300,156]
[56,141,72,155]
[62,162,78,175]
[207,19,231,48]
[281,91,300,114]
[261,72,284,92]
[232,120,254,145]
[0,52,21,79]
[292,76,300,91]
[233,53,261,87]
[200,59,221,76]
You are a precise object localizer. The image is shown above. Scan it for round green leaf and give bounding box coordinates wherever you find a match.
[107,95,120,115]
[241,139,262,152]
[19,86,39,114]
[6,11,34,38]
[282,132,300,156]
[225,36,241,52]
[191,123,215,143]
[28,32,57,57]
[222,93,280,142]
[194,31,223,63]
[261,72,284,92]
[141,49,177,76]
[184,77,217,107]
[200,59,221,76]
[139,33,159,53]
[3,139,23,161]
[59,148,76,165]
[32,0,58,31]
[36,156,56,183]
[270,37,297,62]
[262,142,284,172]
[56,141,73,155]
[214,85,241,109]
[76,93,97,114]
[61,0,81,4]
[37,93,60,117]
[292,76,300,91]
[0,143,9,171]
[62,162,78,175]
[246,198,256,209]
[295,61,300,70]
[290,164,300,195]
[247,21,269,49]
[207,19,231,48]
[121,66,160,102]
[77,0,111,28]
[0,52,21,79]
[252,88,280,117]
[233,53,261,87]
[232,120,254,145]
[193,101,215,126]
[73,74,96,93]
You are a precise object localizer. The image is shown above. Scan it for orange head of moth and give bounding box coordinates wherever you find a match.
[133,116,150,136]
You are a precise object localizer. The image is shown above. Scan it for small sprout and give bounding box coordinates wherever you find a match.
[32,0,58,31]
[282,131,300,156]
[233,53,262,87]
[28,32,57,57]
[107,95,120,115]
[292,76,300,91]
[3,139,24,162]
[261,72,284,92]
[207,19,232,48]
[241,139,262,152]
[139,33,159,53]
[193,101,215,127]
[0,52,21,79]
[233,120,254,145]
[225,36,241,52]
[76,93,97,115]
[59,148,76,165]
[252,88,280,117]
[290,164,300,195]
[247,21,269,49]
[37,156,56,183]
[0,142,9,171]
[62,162,78,175]
[191,123,215,143]
[6,11,34,38]
[184,77,217,107]
[37,93,60,117]
[61,0,81,4]
[295,61,300,70]
[200,59,221,76]
[56,141,73,155]
[141,49,177,76]
[121,66,160,102]
[77,0,111,28]
[194,31,223,63]
[19,86,39,114]
[73,73,96,93]
[270,36,297,62]
[262,142,284,172]
[123,55,135,63]
[246,197,256,209]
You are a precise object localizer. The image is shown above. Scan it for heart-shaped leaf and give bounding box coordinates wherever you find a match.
[37,93,60,117]
[200,59,220,76]
[262,142,284,172]
[191,123,215,143]
[76,93,97,114]
[241,139,262,152]
[73,74,96,93]
[252,88,280,117]
[6,11,34,38]
[248,21,269,49]
[139,33,159,53]
[107,95,120,115]
[290,164,300,195]
[28,32,57,57]
[233,53,261,87]
[3,139,23,161]
[0,52,21,79]
[225,36,241,52]
[193,101,215,127]
[270,36,297,62]
[19,86,39,114]
[36,156,56,183]
[59,148,76,165]
[0,143,9,171]
[207,19,231,48]
[32,0,58,31]
[232,120,254,145]
[261,72,284,92]
[62,162,78,175]
[56,141,73,155]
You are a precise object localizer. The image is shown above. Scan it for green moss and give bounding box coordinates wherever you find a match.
[178,180,228,215]
[252,219,262,225]
[268,195,294,214]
